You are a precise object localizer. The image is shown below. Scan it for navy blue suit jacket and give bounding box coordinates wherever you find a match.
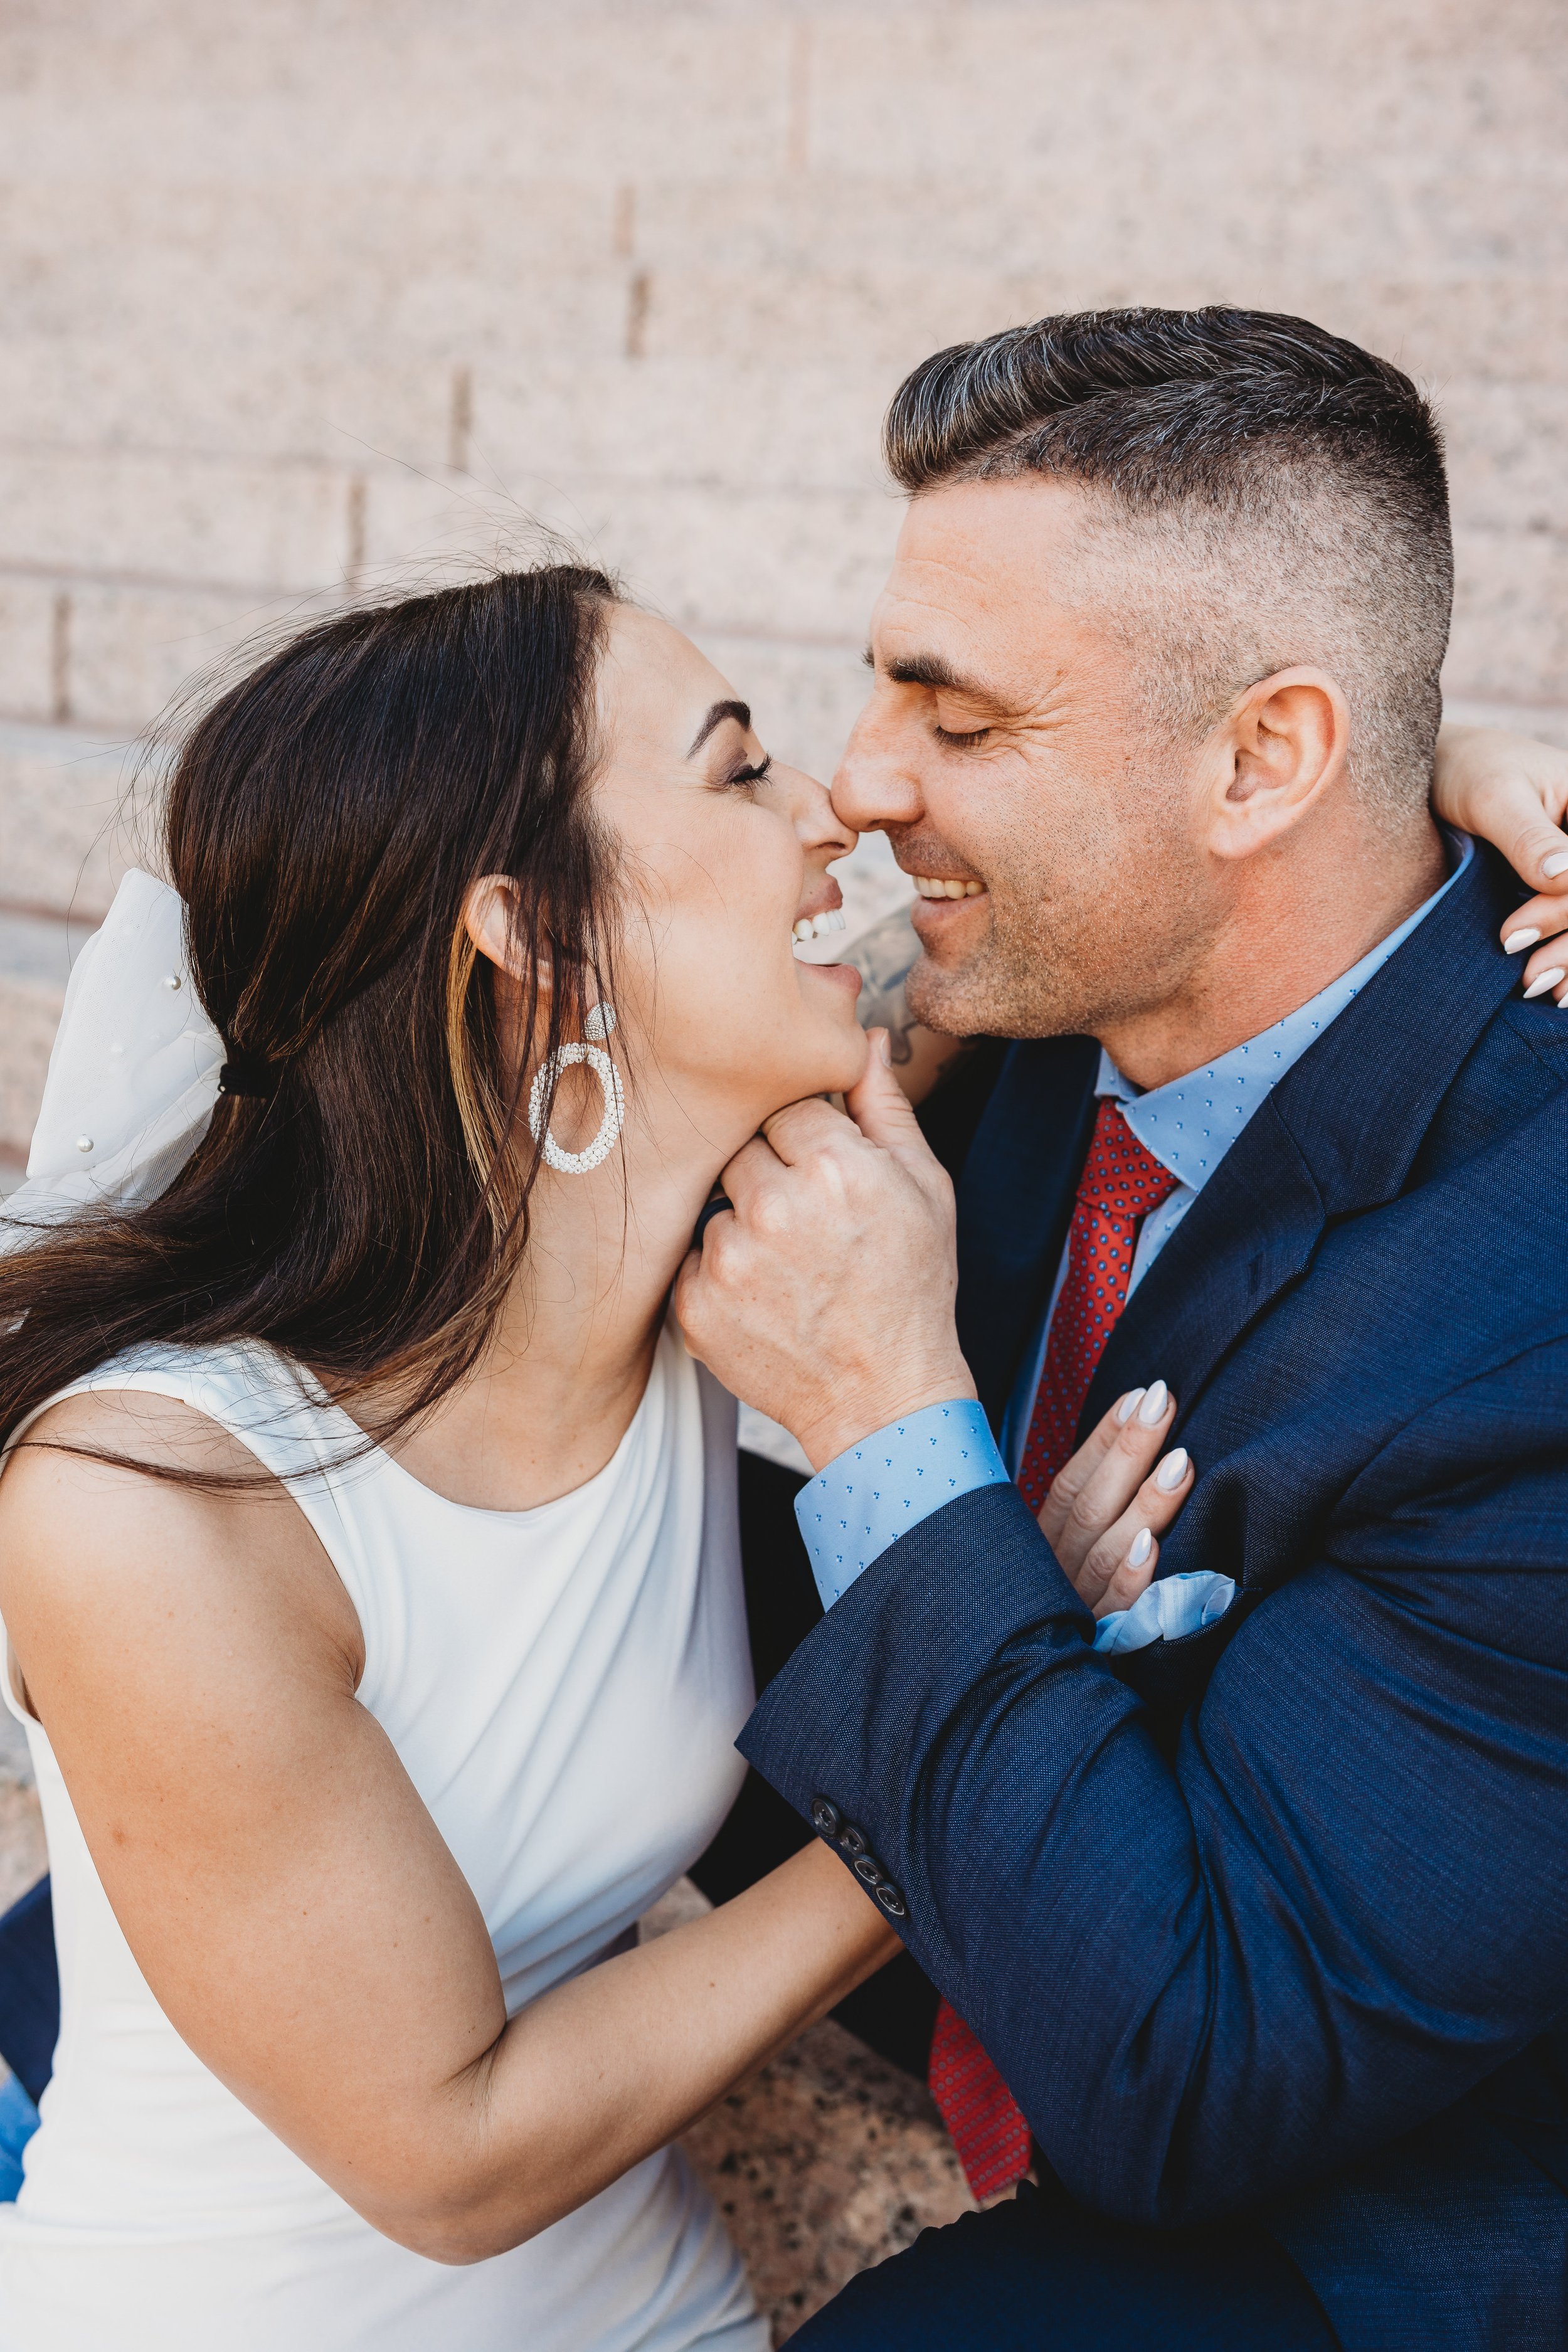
[741,844,1568,2350]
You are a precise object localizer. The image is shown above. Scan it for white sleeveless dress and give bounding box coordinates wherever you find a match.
[0,1323,765,2352]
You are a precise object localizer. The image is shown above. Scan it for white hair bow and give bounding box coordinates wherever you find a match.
[1,871,223,1253]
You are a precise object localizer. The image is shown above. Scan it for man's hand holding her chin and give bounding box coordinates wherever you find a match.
[675,1033,968,1473]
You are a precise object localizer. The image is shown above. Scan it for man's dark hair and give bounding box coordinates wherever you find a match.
[884,307,1454,827]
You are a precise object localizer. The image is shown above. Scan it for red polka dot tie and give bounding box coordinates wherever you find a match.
[929,1098,1179,2202]
[1017,1097,1181,1513]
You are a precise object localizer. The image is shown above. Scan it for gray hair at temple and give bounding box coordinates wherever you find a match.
[883,307,1454,835]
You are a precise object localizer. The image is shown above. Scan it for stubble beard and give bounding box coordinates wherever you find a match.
[906,853,1210,1045]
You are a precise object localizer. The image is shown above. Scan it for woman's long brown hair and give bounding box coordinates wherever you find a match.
[0,563,622,1476]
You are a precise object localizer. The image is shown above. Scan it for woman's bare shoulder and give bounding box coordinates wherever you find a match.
[0,1389,361,1693]
[11,1385,262,1474]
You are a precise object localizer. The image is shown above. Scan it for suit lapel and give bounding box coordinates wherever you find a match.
[955,1034,1098,1429]
[1081,843,1528,1434]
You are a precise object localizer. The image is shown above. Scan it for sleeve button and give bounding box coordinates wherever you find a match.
[810,1796,842,1840]
[873,1880,908,1920]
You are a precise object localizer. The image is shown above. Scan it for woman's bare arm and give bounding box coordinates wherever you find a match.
[0,1393,897,2265]
[1433,719,1568,1002]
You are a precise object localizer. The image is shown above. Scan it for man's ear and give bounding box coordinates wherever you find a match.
[1204,667,1350,861]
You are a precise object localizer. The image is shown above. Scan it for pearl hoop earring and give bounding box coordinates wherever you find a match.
[527,1003,624,1175]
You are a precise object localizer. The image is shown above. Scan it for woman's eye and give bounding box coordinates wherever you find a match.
[724,756,773,789]
[934,724,990,748]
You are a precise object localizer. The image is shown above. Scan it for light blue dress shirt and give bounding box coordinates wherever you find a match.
[795,835,1472,1644]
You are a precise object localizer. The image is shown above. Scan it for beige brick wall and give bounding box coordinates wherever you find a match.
[4,0,1567,1166]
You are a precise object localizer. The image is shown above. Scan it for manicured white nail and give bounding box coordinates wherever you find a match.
[1503,928,1541,953]
[1523,968,1565,999]
[1127,1527,1153,1568]
[1116,1388,1146,1424]
[1544,854,1568,879]
[1155,1447,1189,1491]
[1137,1379,1168,1426]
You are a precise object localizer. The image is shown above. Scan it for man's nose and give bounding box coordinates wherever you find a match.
[830,704,925,836]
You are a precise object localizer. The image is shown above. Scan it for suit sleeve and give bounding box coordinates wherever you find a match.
[738,1338,1568,2227]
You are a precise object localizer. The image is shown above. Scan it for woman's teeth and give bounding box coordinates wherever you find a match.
[912,876,985,899]
[792,909,847,942]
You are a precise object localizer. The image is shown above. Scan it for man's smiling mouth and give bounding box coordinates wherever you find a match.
[910,875,986,899]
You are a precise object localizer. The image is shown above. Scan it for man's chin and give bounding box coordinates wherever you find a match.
[909,938,1089,1044]
[906,955,990,1041]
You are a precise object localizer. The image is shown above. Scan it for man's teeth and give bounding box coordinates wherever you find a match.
[912,876,985,899]
[792,909,847,942]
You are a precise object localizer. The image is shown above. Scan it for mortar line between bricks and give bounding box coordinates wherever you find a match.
[0,555,342,598]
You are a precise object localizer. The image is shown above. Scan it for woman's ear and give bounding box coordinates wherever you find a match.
[462,875,528,979]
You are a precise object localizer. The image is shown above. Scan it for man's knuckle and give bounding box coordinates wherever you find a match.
[750,1187,794,1240]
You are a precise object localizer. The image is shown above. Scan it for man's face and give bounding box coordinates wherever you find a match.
[832,475,1221,1041]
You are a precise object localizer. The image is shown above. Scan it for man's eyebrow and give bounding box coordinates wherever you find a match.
[687,699,751,758]
[879,651,1007,704]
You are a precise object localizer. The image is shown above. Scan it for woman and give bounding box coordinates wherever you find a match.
[0,566,1193,2351]
[0,564,1559,2348]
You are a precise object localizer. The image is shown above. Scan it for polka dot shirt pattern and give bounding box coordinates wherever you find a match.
[795,1399,1007,1610]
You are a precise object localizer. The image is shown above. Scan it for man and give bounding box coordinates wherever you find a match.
[677,309,1568,2348]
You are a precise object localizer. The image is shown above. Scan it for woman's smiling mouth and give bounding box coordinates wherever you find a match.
[792,882,849,951]
[792,908,847,942]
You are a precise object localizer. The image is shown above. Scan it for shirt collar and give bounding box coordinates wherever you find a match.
[1097,830,1475,1197]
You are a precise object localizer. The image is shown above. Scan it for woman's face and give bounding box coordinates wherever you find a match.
[593,607,869,1152]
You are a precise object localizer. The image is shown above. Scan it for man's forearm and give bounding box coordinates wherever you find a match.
[741,1478,1568,2230]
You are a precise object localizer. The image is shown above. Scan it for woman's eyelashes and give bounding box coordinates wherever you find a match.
[721,753,773,789]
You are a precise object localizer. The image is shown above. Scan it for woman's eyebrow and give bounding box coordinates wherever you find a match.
[687,698,751,758]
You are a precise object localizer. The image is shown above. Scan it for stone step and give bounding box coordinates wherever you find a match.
[4,356,1567,575]
[5,0,1561,189]
[6,228,1568,386]
[793,4,1566,181]
[0,448,361,599]
[4,152,1565,309]
[0,11,794,182]
[0,339,458,473]
[0,575,337,741]
[630,268,1568,386]
[629,157,1568,277]
[9,355,1563,539]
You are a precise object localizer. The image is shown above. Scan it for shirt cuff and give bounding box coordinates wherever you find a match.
[793,1399,1010,1609]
